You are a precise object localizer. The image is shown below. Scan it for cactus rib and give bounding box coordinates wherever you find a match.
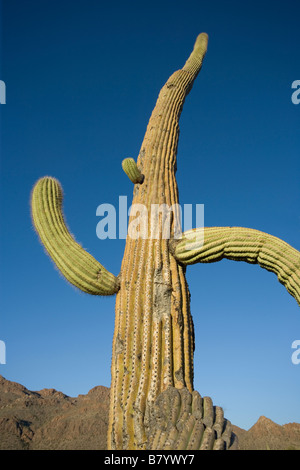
[146,386,238,450]
[31,177,119,296]
[170,226,300,306]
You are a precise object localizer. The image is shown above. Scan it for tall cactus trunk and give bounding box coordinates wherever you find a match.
[108,34,208,450]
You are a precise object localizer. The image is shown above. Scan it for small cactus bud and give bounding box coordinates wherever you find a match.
[122,158,144,184]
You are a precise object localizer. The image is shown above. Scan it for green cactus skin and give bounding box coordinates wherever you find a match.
[122,157,144,184]
[31,177,119,296]
[108,33,209,450]
[146,386,238,450]
[170,226,300,306]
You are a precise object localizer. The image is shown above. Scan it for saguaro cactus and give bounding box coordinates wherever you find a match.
[31,33,300,450]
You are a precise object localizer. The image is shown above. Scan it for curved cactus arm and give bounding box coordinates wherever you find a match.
[170,226,300,306]
[31,177,120,296]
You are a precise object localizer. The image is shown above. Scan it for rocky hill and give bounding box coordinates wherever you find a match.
[0,375,299,450]
[233,416,300,450]
[0,375,109,449]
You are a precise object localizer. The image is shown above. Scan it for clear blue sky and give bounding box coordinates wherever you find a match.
[1,0,299,431]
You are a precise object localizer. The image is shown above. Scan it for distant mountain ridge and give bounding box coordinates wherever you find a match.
[0,375,110,450]
[0,375,299,450]
[233,415,300,450]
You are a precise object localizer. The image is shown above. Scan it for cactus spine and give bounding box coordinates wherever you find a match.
[30,33,299,451]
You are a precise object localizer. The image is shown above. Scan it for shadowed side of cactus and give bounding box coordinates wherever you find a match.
[146,386,238,450]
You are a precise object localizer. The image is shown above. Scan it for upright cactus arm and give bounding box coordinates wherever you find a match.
[31,177,119,296]
[170,226,300,306]
[182,32,209,76]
